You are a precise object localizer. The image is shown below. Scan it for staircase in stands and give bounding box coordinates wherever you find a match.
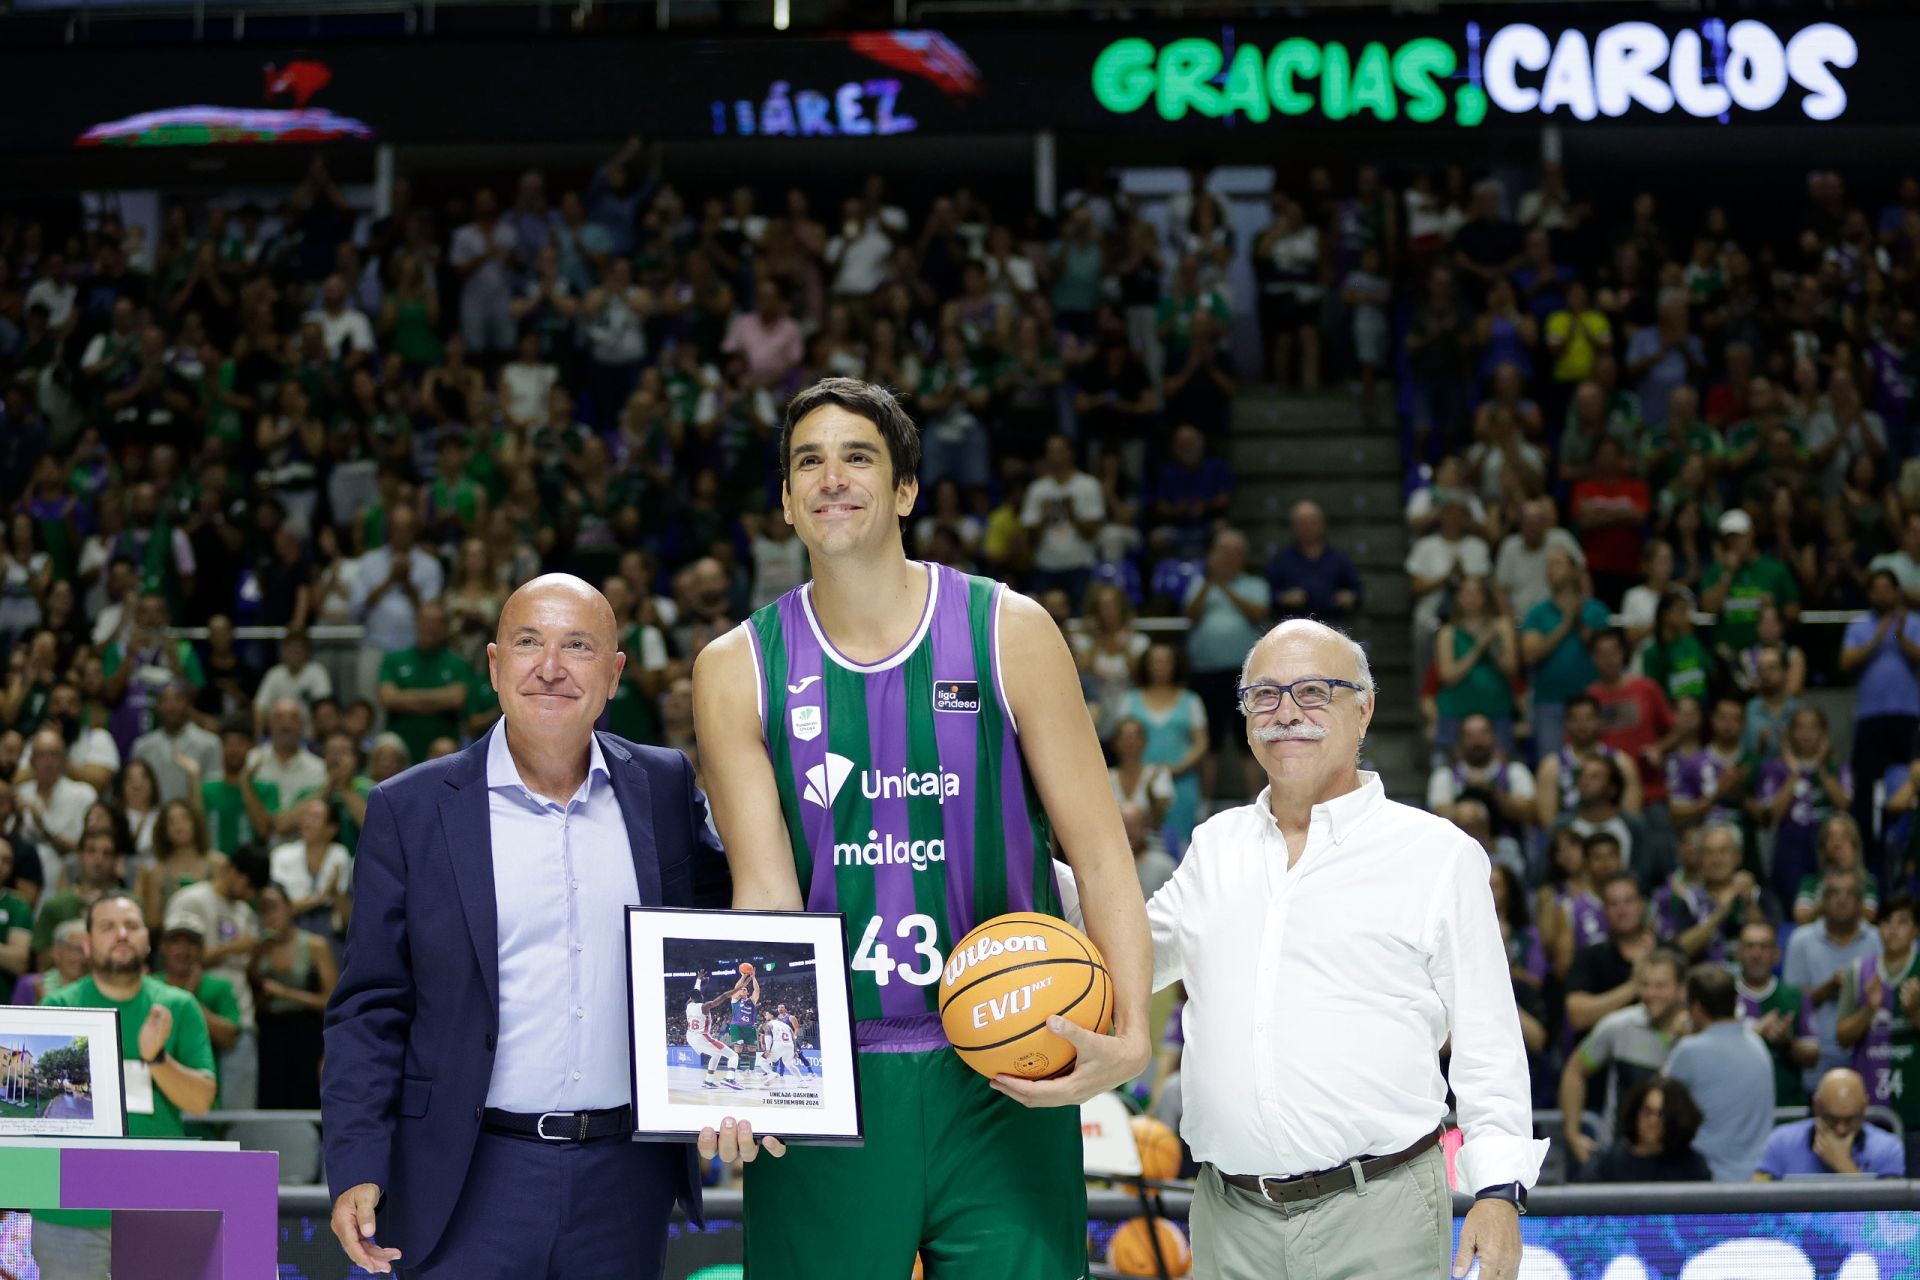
[1227,386,1426,806]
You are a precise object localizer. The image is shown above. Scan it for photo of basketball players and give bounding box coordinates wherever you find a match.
[662,938,824,1109]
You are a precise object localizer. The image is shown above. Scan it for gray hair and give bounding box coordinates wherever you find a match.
[1238,619,1375,711]
[371,731,412,766]
[52,919,86,946]
[1699,822,1742,854]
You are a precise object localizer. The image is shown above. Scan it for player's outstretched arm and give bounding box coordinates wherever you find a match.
[692,626,795,1162]
[693,626,806,912]
[990,590,1153,1108]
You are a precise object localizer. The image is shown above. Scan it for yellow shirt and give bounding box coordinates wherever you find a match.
[1547,309,1611,384]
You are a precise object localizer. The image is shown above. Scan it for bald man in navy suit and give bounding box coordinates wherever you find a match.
[323,575,729,1276]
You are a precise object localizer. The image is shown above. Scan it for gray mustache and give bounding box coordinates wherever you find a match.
[1254,723,1330,742]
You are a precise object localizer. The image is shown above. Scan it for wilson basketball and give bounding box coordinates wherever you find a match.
[1107,1217,1191,1278]
[938,912,1112,1080]
[739,963,754,975]
[1130,1114,1181,1181]
[910,1254,923,1280]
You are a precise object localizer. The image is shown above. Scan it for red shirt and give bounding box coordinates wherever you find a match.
[1587,676,1675,800]
[1570,476,1650,577]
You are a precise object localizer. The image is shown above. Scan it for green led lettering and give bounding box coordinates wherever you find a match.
[1091,38,1158,115]
[1392,38,1455,123]
[1349,41,1397,121]
[1157,38,1225,120]
[1454,82,1489,127]
[1320,41,1354,120]
[1221,42,1271,122]
[1267,37,1321,115]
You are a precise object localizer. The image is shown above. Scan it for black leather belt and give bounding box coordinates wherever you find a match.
[1217,1126,1444,1205]
[481,1105,632,1143]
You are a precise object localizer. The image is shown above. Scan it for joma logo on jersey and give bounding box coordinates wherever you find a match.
[933,680,980,714]
[943,934,1049,986]
[971,975,1053,1029]
[833,829,947,871]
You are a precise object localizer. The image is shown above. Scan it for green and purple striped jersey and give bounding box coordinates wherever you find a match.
[748,562,1059,1043]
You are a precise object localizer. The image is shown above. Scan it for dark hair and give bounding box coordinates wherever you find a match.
[1869,568,1902,594]
[778,378,920,490]
[1642,946,1688,983]
[1591,626,1628,656]
[1581,754,1626,805]
[1881,894,1917,926]
[219,716,256,743]
[83,889,144,933]
[1618,1075,1704,1159]
[1565,694,1601,717]
[1685,964,1738,1021]
[228,846,272,893]
[1598,868,1641,899]
[1491,862,1530,931]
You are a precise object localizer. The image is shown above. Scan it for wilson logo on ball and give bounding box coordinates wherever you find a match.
[943,933,1050,987]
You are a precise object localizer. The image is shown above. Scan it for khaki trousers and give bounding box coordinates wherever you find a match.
[1191,1145,1452,1280]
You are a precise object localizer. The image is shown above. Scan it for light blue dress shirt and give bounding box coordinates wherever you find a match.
[483,719,641,1113]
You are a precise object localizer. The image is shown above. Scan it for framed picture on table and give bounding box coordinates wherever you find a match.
[626,906,863,1145]
[0,1005,127,1138]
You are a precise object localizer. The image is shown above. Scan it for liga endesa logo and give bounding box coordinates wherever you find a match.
[1091,19,1858,126]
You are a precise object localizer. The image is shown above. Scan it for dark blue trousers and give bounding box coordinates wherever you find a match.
[405,1131,680,1279]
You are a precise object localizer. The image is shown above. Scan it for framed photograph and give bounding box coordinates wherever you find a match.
[0,1005,126,1138]
[626,906,862,1145]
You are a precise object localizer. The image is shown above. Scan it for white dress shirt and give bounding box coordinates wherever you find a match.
[1147,771,1547,1191]
[483,720,641,1113]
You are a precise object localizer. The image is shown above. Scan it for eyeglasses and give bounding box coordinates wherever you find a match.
[1235,678,1368,717]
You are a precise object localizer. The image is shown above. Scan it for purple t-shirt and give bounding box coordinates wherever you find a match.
[1666,747,1743,829]
[1755,759,1851,838]
[1843,611,1920,720]
[1756,1118,1906,1177]
[1865,340,1914,433]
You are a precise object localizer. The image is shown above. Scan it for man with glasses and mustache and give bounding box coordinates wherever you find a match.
[1146,619,1542,1280]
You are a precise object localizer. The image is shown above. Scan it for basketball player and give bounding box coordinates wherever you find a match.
[687,976,745,1088]
[757,1009,812,1082]
[693,378,1151,1280]
[729,971,763,1071]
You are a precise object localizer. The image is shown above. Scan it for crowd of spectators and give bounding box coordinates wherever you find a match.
[1399,162,1920,1182]
[6,141,1920,1187]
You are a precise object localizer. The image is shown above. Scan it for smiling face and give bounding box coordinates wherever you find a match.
[488,575,625,741]
[1238,622,1373,800]
[781,403,917,560]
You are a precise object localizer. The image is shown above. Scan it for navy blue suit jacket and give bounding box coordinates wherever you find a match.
[320,731,730,1264]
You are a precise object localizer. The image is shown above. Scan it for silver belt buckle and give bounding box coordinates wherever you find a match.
[1256,1174,1295,1202]
[535,1111,574,1141]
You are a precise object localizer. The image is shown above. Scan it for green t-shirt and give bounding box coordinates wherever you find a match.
[0,892,30,980]
[201,775,276,855]
[101,639,207,690]
[379,646,475,763]
[1743,978,1813,1108]
[1641,633,1714,705]
[37,975,216,1228]
[1523,597,1610,704]
[1703,555,1800,651]
[181,972,242,1106]
[331,776,375,855]
[1436,626,1515,722]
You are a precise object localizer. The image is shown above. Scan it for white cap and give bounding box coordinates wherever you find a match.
[1717,509,1754,536]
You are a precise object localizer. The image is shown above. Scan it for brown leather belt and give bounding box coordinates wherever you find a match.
[1217,1126,1444,1205]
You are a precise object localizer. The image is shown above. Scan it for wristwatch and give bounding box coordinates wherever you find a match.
[1474,1182,1528,1214]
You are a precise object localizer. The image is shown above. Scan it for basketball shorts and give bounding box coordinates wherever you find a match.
[729,1024,758,1046]
[743,1047,1087,1280]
